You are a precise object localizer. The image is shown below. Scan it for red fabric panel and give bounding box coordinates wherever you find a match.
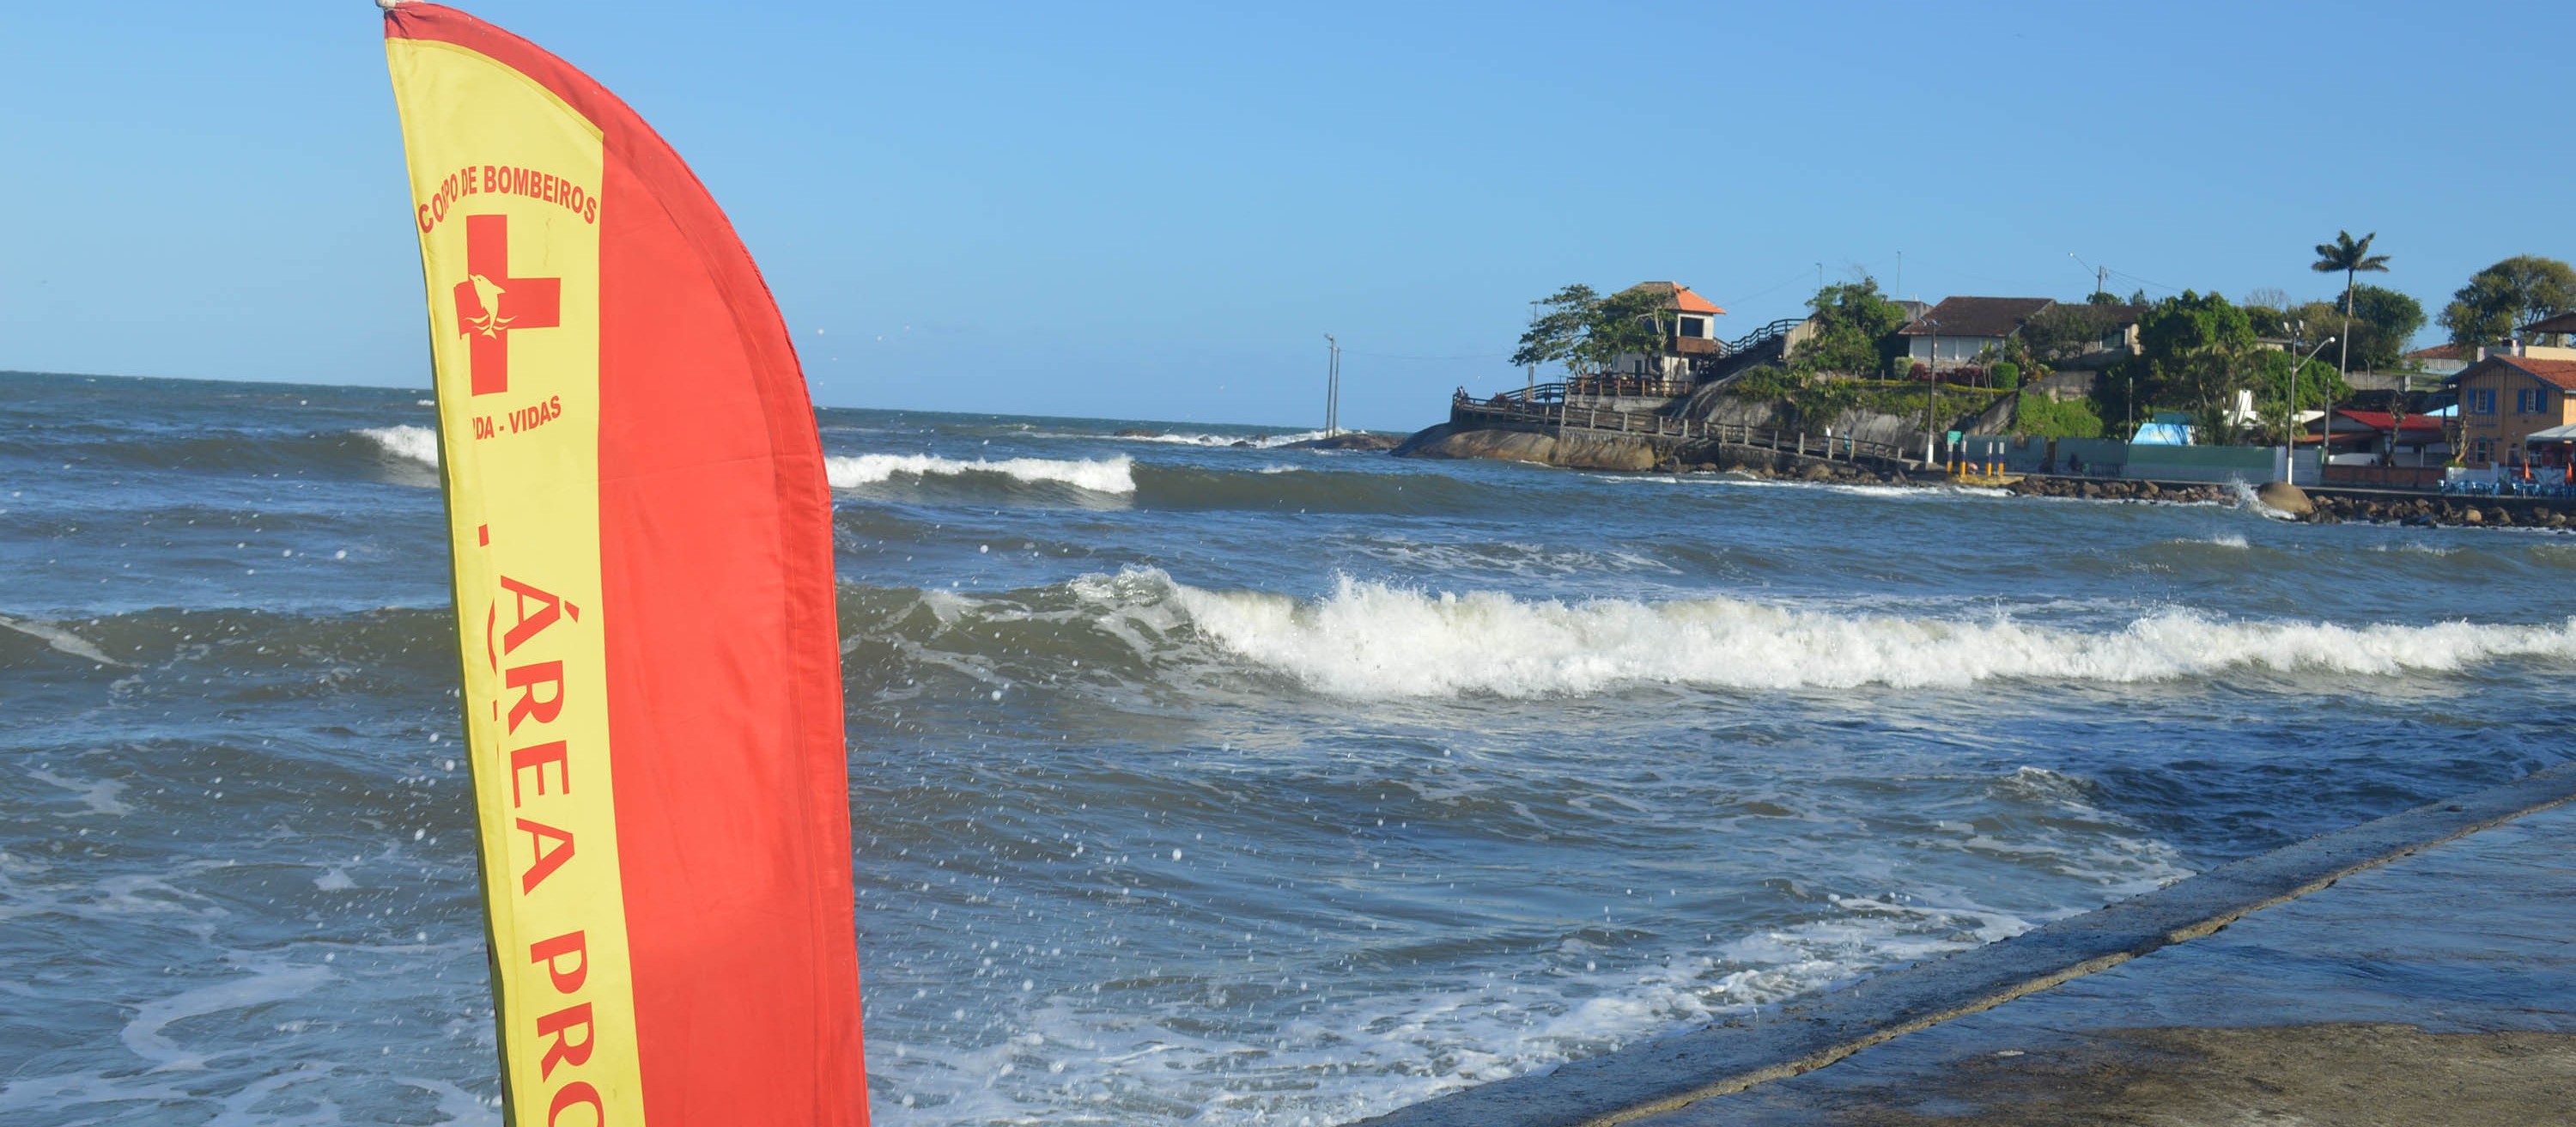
[385,7,866,1124]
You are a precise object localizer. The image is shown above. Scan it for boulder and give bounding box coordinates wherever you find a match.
[2252,481,2314,517]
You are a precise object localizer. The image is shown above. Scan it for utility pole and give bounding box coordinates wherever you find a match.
[1527,300,1540,396]
[1321,334,1340,437]
[1921,317,1941,466]
[2069,253,2109,302]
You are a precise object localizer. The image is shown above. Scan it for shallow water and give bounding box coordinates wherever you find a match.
[3,371,2568,1125]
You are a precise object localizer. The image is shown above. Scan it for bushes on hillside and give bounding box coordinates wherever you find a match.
[2014,392,2104,439]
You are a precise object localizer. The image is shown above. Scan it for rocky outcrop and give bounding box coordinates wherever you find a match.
[1282,431,1403,451]
[2006,477,2233,504]
[2301,492,2571,530]
[1393,424,1663,471]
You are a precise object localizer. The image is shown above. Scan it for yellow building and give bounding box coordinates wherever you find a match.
[2449,353,2576,467]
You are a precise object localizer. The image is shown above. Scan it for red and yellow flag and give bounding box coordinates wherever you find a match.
[383,5,866,1123]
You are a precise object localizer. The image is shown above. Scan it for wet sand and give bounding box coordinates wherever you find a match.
[1741,1024,2576,1126]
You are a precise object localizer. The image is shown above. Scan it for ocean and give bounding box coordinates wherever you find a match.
[4,370,2570,1126]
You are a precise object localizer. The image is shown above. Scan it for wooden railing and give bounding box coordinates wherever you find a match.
[1725,317,1804,356]
[1449,387,1907,464]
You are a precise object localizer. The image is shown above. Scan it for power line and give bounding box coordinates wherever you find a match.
[1337,348,1513,362]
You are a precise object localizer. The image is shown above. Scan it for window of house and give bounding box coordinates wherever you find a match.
[2475,437,2494,462]
[2476,388,2497,414]
[1677,316,1705,338]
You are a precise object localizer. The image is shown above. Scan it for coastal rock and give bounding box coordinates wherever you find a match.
[2254,481,2314,517]
[1282,431,1402,452]
[1391,424,1661,472]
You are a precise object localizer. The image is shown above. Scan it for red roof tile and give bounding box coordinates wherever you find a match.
[1625,281,1725,315]
[2457,353,2576,391]
[2331,409,2445,433]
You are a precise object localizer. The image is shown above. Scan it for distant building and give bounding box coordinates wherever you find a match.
[2309,409,2449,467]
[1607,282,1726,383]
[2519,311,2576,359]
[2445,353,2576,467]
[1895,296,2053,372]
[2403,344,2472,378]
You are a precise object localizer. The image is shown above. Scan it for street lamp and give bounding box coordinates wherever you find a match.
[2279,325,2335,484]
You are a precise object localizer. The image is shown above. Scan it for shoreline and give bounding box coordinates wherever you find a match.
[1394,423,2570,531]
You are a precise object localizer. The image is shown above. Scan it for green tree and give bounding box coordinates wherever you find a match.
[1510,283,1704,379]
[1511,284,1603,377]
[2128,290,2258,428]
[1787,278,1910,375]
[2245,349,2346,446]
[2310,230,2391,387]
[1591,285,1671,373]
[2336,283,2425,372]
[2020,303,2116,362]
[2439,255,2576,348]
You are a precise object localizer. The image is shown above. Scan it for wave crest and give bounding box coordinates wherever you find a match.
[1091,570,2576,698]
[357,425,440,471]
[824,453,1134,495]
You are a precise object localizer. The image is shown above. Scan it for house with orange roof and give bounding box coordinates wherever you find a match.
[1607,281,1726,387]
[2446,351,2576,467]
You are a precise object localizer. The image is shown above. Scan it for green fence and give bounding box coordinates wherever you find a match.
[1965,436,2275,483]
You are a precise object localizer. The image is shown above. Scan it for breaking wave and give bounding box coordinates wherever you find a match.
[1099,429,1333,448]
[824,454,1135,495]
[358,425,440,471]
[840,568,2576,701]
[1150,574,2576,697]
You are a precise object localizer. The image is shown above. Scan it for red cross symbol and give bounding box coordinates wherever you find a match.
[451,213,562,397]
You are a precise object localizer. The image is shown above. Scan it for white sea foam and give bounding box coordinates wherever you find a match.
[28,770,131,816]
[862,887,2077,1126]
[1651,475,2012,501]
[1078,569,2576,698]
[122,961,332,1070]
[1103,429,1333,448]
[2166,533,2251,549]
[824,453,1135,495]
[0,615,128,667]
[358,425,440,470]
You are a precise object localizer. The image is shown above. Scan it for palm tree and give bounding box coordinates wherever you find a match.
[2312,231,2392,469]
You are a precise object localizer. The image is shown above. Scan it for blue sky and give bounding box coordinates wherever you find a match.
[3,2,2567,431]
